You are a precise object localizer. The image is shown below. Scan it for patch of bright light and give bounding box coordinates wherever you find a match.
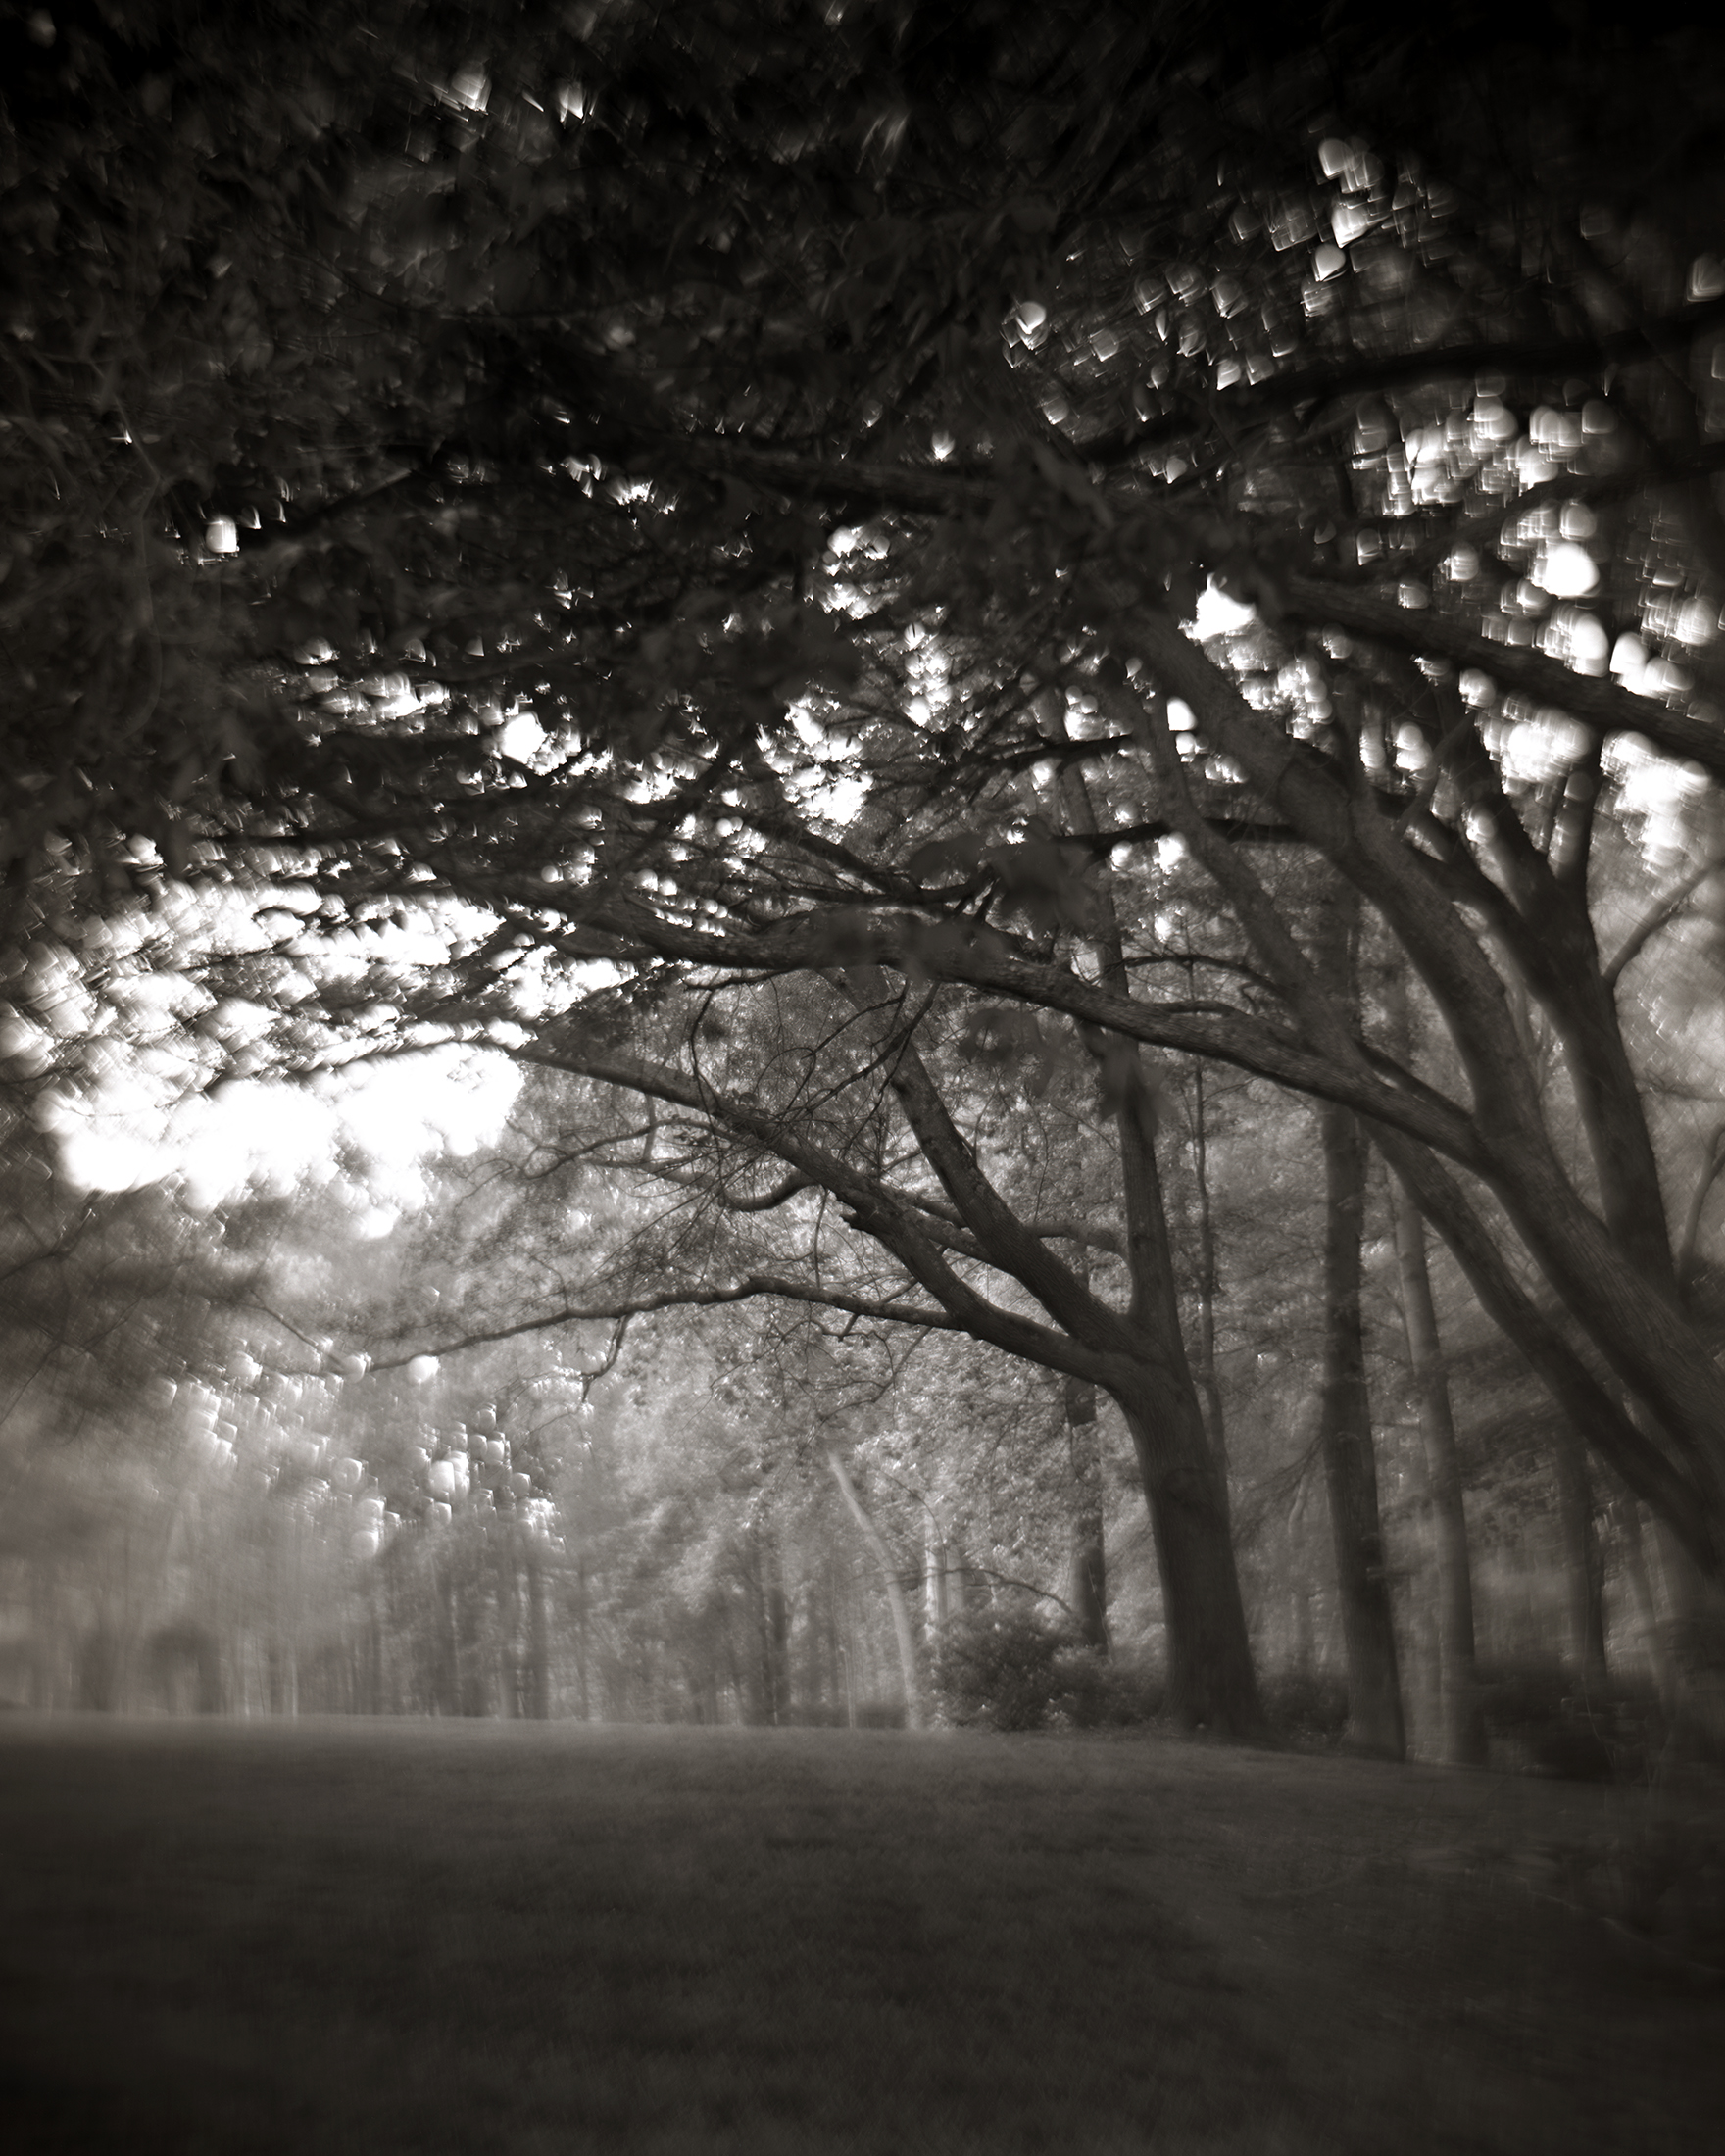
[1533,541,1598,598]
[1192,584,1257,637]
[58,1045,520,1214]
[815,775,864,826]
[499,710,544,761]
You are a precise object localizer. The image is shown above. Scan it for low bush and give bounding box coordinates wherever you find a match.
[935,1608,1069,1731]
[1053,1646,1165,1729]
[1258,1670,1350,1749]
[1476,1657,1665,1782]
[933,1610,1164,1732]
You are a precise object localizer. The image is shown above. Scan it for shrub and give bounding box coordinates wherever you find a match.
[1052,1646,1165,1729]
[934,1610,1165,1732]
[1258,1670,1350,1748]
[935,1608,1068,1731]
[1477,1657,1665,1782]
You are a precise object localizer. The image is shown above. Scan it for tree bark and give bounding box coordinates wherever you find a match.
[1119,1385,1260,1732]
[923,1510,954,1663]
[1552,1424,1608,1688]
[1318,1093,1406,1759]
[1389,1171,1487,1765]
[764,1533,792,1726]
[523,1534,552,1720]
[1611,1492,1668,1690]
[826,1448,924,1729]
[1063,1372,1109,1653]
[1306,879,1405,1760]
[1652,1524,1725,1753]
[1186,1054,1230,1484]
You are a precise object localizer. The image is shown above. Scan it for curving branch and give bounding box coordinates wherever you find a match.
[356,1274,960,1375]
[1603,847,1725,987]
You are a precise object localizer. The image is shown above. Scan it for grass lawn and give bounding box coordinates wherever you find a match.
[0,1717,1719,2153]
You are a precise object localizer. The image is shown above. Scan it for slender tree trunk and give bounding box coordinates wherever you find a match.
[523,1536,551,1720]
[1312,882,1405,1759]
[1551,1425,1608,1687]
[923,1511,952,1660]
[1291,1579,1315,1676]
[764,1532,791,1726]
[1187,1054,1230,1482]
[574,1544,591,1722]
[826,1449,924,1729]
[1611,1492,1667,1690]
[1318,1094,1405,1758]
[1389,1171,1487,1765]
[1063,1372,1109,1653]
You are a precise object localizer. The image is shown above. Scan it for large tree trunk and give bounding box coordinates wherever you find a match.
[1049,733,1258,1734]
[826,1448,924,1729]
[1105,1093,1262,1738]
[1063,1372,1109,1652]
[1318,1092,1405,1759]
[1119,1389,1260,1733]
[1389,1171,1487,1766]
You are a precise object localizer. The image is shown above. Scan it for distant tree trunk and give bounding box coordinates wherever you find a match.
[1290,1579,1316,1676]
[1610,1491,1667,1689]
[764,1531,791,1726]
[456,1558,488,1717]
[497,1529,520,1717]
[572,1542,591,1722]
[1318,1093,1405,1759]
[1063,1373,1109,1652]
[1186,1053,1230,1484]
[826,1448,923,1729]
[1551,1425,1608,1687]
[823,1552,849,1723]
[1389,1171,1487,1766]
[1313,886,1405,1761]
[523,1536,551,1720]
[923,1510,954,1668]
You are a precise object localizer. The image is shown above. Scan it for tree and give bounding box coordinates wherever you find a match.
[1311,885,1405,1756]
[1387,1173,1488,1765]
[19,3,1725,1725]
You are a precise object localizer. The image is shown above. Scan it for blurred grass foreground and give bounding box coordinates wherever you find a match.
[0,1717,1719,2154]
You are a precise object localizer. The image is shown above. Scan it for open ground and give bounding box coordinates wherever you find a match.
[0,1718,1719,2154]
